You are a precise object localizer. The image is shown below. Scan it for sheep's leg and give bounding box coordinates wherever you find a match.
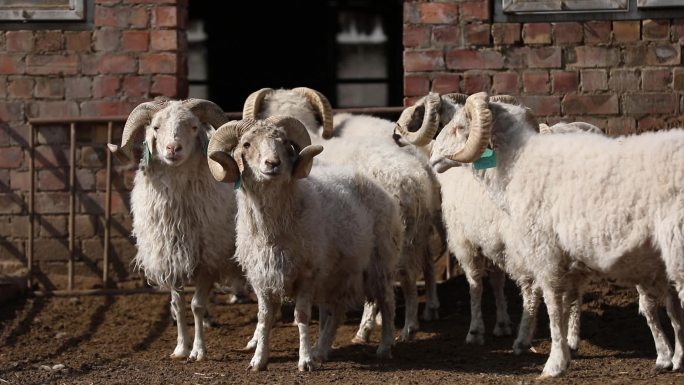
[398,268,419,342]
[314,302,344,363]
[513,278,541,354]
[377,281,396,359]
[666,287,684,370]
[539,284,571,378]
[189,276,213,361]
[637,284,673,371]
[170,288,191,359]
[294,285,317,371]
[249,290,277,371]
[565,283,583,353]
[421,245,440,322]
[352,301,378,344]
[461,257,485,345]
[490,267,513,337]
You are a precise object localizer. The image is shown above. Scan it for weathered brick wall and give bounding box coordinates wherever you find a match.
[403,0,684,136]
[0,0,188,289]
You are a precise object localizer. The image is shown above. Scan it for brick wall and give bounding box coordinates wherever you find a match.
[0,0,188,290]
[403,0,684,136]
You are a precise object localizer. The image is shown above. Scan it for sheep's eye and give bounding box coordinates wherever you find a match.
[192,126,198,131]
[153,126,159,131]
[243,142,250,149]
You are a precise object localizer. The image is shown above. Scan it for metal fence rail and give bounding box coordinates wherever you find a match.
[25,106,426,295]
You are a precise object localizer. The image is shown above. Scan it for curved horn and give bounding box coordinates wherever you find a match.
[395,92,441,146]
[182,98,229,128]
[490,95,520,105]
[207,119,256,183]
[441,93,468,105]
[445,92,492,163]
[292,87,334,139]
[539,123,552,134]
[242,88,274,119]
[563,121,604,134]
[108,101,164,159]
[265,116,312,150]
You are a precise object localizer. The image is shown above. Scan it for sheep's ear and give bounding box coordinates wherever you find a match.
[292,145,323,179]
[208,150,240,183]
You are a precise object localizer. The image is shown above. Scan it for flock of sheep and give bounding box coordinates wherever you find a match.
[107,89,684,378]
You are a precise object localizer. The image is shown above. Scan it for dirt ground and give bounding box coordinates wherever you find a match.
[1,277,683,385]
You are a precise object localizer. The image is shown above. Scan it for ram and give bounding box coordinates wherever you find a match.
[207,116,401,371]
[430,92,684,378]
[107,99,244,361]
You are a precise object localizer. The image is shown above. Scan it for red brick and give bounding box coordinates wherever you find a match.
[605,117,636,137]
[613,21,640,43]
[643,19,669,41]
[608,69,639,92]
[551,71,578,93]
[123,76,150,97]
[75,214,96,238]
[151,75,178,96]
[581,70,608,92]
[0,147,22,168]
[563,94,618,115]
[7,77,34,99]
[492,72,518,94]
[0,194,23,214]
[404,25,430,48]
[80,56,99,76]
[35,78,65,99]
[491,23,520,45]
[98,54,136,74]
[583,21,611,45]
[415,3,459,24]
[34,192,69,214]
[152,6,178,28]
[122,30,149,51]
[95,4,129,27]
[522,23,551,45]
[32,146,67,169]
[150,30,178,51]
[26,55,78,75]
[404,50,444,72]
[38,169,67,191]
[674,19,684,43]
[6,31,34,52]
[37,215,67,238]
[552,23,582,45]
[94,28,121,51]
[464,23,490,46]
[432,25,460,47]
[77,169,96,191]
[65,77,92,99]
[570,46,619,68]
[674,68,684,90]
[446,49,503,70]
[128,7,149,28]
[96,0,121,4]
[624,93,677,115]
[0,78,6,99]
[463,72,491,94]
[80,101,134,117]
[10,170,29,191]
[461,1,489,21]
[519,96,560,116]
[34,30,62,52]
[404,2,420,23]
[0,102,23,123]
[65,31,92,52]
[642,68,670,91]
[503,47,529,69]
[139,53,177,74]
[28,101,79,119]
[624,43,680,66]
[36,126,67,144]
[404,75,429,97]
[522,71,548,94]
[528,47,561,68]
[0,55,25,75]
[431,73,460,94]
[93,76,121,97]
[79,191,127,215]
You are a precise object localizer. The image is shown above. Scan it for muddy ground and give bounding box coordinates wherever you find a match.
[0,277,683,385]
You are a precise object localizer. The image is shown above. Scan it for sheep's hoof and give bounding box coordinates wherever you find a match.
[493,322,513,337]
[397,327,418,342]
[170,346,191,360]
[351,334,369,345]
[188,347,207,362]
[376,345,393,360]
[512,340,532,355]
[654,358,673,372]
[465,330,484,345]
[672,354,683,371]
[242,339,257,352]
[421,307,440,322]
[248,357,268,371]
[298,357,320,372]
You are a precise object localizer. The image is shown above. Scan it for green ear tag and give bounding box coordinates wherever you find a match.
[234,176,241,190]
[142,140,151,167]
[202,139,209,156]
[474,148,496,170]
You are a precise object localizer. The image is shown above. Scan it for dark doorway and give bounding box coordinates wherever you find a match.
[188,0,403,112]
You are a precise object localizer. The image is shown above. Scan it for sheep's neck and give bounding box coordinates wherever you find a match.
[145,153,213,192]
[237,181,301,242]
